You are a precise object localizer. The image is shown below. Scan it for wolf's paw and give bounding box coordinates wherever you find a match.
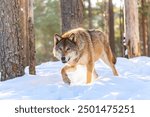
[63,77,71,85]
[86,80,92,84]
[114,71,119,76]
[94,73,99,79]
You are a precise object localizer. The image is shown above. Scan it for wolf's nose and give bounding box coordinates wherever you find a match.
[61,56,66,63]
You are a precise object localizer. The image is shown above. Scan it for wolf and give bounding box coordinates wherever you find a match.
[53,28,118,85]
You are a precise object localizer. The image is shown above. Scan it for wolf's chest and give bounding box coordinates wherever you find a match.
[78,53,89,65]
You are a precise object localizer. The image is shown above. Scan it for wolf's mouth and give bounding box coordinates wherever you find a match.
[61,57,70,63]
[62,61,67,63]
[68,58,70,61]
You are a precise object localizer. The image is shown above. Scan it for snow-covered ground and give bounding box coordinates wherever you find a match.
[0,57,150,100]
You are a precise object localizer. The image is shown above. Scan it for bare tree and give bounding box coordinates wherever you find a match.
[108,0,115,54]
[60,0,84,33]
[148,0,150,56]
[21,0,29,66]
[0,0,25,81]
[141,0,148,56]
[103,0,115,54]
[21,0,36,75]
[124,0,141,57]
[28,0,36,75]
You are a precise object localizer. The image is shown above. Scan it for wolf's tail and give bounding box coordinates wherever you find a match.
[107,44,117,65]
[112,53,117,64]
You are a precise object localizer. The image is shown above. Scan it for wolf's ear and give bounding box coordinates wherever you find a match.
[54,33,61,45]
[69,33,76,42]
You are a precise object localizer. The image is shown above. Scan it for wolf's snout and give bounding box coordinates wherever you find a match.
[61,56,66,61]
[61,56,67,63]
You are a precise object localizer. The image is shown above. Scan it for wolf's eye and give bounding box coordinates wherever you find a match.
[66,48,71,51]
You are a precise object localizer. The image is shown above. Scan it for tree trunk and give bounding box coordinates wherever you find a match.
[60,0,84,33]
[108,0,115,54]
[141,0,148,56]
[124,0,141,57]
[28,0,36,75]
[119,1,124,57]
[21,0,29,66]
[21,0,36,75]
[88,0,93,29]
[148,0,150,56]
[0,0,25,81]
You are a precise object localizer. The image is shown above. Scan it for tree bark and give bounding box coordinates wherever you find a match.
[21,0,29,66]
[148,0,150,56]
[21,0,36,75]
[124,0,141,57]
[60,0,84,33]
[108,0,115,54]
[28,0,36,75]
[0,0,25,81]
[141,0,148,56]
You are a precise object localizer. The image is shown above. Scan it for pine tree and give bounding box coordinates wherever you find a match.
[0,0,25,81]
[60,0,84,33]
[124,0,141,57]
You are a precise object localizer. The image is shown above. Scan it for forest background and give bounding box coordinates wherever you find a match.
[34,0,150,64]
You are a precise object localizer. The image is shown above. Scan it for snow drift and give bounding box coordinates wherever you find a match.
[0,57,150,100]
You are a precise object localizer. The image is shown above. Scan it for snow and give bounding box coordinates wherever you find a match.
[0,57,150,100]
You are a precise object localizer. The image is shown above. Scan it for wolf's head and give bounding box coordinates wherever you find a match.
[53,33,79,63]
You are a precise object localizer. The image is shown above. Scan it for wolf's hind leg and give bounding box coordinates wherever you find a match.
[61,65,77,85]
[101,52,118,76]
[110,63,118,76]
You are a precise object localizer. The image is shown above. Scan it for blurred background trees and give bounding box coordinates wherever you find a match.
[34,0,150,64]
[34,0,60,63]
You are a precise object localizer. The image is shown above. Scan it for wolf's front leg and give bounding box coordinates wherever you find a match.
[61,65,77,85]
[93,69,98,79]
[86,63,94,84]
